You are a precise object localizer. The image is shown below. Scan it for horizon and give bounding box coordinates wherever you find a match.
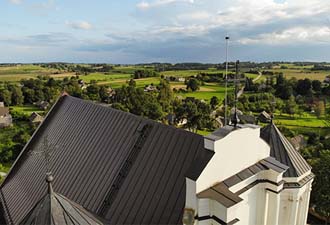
[1,0,330,63]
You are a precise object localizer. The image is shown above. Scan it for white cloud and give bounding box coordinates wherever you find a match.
[136,0,194,10]
[239,26,330,45]
[177,11,211,21]
[152,24,209,36]
[212,0,330,28]
[9,0,22,4]
[66,21,92,30]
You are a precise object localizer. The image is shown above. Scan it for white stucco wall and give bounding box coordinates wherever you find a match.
[197,127,270,193]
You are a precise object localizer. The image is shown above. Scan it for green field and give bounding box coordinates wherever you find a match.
[176,84,231,102]
[274,114,330,128]
[160,69,225,78]
[10,105,44,115]
[0,65,60,82]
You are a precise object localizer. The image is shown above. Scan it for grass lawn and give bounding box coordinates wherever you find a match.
[176,83,233,102]
[273,113,329,128]
[10,105,44,115]
[197,129,212,136]
[160,70,225,78]
[80,73,132,84]
[270,113,330,137]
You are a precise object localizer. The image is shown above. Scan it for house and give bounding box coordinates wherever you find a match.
[36,101,50,110]
[0,103,12,128]
[290,135,307,151]
[29,112,43,124]
[0,95,312,225]
[144,84,158,92]
[259,110,272,123]
[238,114,256,124]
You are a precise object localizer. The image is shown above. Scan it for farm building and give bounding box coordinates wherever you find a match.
[0,103,12,128]
[0,95,312,225]
[36,101,50,110]
[258,111,272,123]
[29,112,44,124]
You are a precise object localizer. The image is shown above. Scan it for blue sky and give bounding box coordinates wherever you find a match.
[1,0,330,63]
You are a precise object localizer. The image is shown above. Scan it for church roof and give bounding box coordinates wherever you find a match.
[20,174,104,225]
[0,95,213,225]
[260,122,311,177]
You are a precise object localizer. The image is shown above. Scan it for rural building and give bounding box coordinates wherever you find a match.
[238,114,256,124]
[144,84,158,92]
[29,112,44,124]
[259,110,272,123]
[36,101,50,110]
[0,103,12,128]
[0,95,312,225]
[290,135,307,151]
[324,75,330,83]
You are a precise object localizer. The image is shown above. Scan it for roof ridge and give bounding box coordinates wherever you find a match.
[260,123,311,178]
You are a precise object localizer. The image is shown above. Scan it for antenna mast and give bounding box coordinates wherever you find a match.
[232,60,240,127]
[224,36,230,126]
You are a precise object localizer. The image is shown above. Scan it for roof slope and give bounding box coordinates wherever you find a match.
[0,95,213,225]
[20,175,104,225]
[260,122,311,177]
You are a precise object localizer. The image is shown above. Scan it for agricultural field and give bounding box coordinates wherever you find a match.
[160,69,225,78]
[176,83,231,102]
[270,63,330,81]
[0,64,60,82]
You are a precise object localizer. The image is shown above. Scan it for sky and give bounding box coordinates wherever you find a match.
[1,0,330,63]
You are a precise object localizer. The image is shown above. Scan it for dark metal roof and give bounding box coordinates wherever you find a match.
[283,173,315,189]
[205,124,260,142]
[20,174,104,225]
[197,157,288,208]
[0,95,214,225]
[260,122,311,177]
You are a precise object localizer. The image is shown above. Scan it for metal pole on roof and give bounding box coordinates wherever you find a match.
[224,36,230,126]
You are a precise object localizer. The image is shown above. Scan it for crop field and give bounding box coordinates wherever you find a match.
[0,65,60,82]
[268,63,330,81]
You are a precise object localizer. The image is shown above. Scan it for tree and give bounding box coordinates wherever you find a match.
[315,101,325,118]
[186,78,200,92]
[275,74,293,100]
[311,150,330,223]
[86,84,100,101]
[158,79,173,112]
[9,85,24,105]
[284,95,297,116]
[210,96,219,109]
[296,78,312,96]
[0,89,12,106]
[312,80,322,94]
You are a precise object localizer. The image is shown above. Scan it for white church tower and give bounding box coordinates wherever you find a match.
[184,122,313,225]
